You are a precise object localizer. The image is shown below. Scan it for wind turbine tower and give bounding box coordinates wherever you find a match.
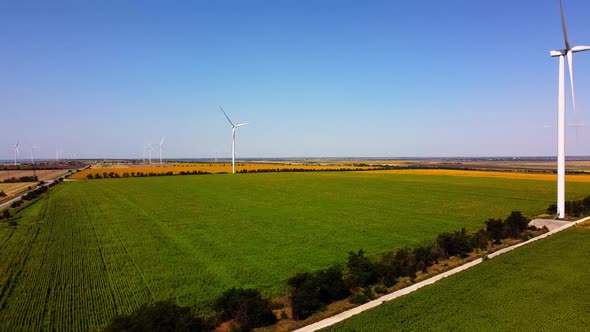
[159,136,165,164]
[550,0,590,218]
[13,140,20,165]
[219,106,248,174]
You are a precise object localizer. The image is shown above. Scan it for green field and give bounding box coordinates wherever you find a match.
[1,171,590,330]
[326,226,590,331]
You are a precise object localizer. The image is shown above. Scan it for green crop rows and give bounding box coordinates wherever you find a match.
[1,172,589,330]
[326,226,590,331]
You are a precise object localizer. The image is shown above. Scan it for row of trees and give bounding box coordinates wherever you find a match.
[86,170,210,179]
[106,288,276,332]
[547,195,590,217]
[2,175,38,183]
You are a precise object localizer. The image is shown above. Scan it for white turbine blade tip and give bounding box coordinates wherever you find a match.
[235,123,249,127]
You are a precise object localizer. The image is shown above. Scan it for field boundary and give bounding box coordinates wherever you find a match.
[294,216,590,332]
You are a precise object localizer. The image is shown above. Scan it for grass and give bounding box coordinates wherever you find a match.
[325,226,590,331]
[1,170,590,330]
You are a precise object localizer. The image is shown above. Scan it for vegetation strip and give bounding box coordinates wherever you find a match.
[294,216,590,332]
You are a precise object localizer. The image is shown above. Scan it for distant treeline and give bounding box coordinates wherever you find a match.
[105,210,547,331]
[86,170,211,179]
[2,176,38,183]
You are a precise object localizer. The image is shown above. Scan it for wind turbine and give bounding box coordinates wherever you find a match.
[159,136,165,164]
[147,144,153,164]
[569,121,585,144]
[30,145,38,163]
[550,0,590,218]
[13,140,20,165]
[219,106,248,174]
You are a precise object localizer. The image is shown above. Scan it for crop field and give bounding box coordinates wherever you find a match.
[326,226,590,332]
[0,169,70,182]
[1,171,590,330]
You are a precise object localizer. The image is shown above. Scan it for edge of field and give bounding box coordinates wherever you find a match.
[291,216,590,332]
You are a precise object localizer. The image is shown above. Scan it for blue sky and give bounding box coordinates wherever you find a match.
[2,0,590,159]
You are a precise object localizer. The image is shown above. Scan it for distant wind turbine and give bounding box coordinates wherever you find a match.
[219,106,248,174]
[550,0,590,218]
[13,140,20,165]
[31,145,39,163]
[159,136,165,164]
[147,144,153,164]
[569,121,585,144]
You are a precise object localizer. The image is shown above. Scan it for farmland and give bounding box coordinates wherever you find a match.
[2,170,590,330]
[325,225,590,332]
[0,169,71,182]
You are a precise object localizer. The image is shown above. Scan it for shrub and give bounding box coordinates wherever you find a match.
[346,249,378,287]
[3,210,11,219]
[485,218,505,244]
[288,265,348,320]
[436,228,473,258]
[8,220,18,226]
[504,211,529,237]
[86,174,94,179]
[374,284,388,294]
[213,288,276,331]
[0,191,6,197]
[104,300,210,332]
[547,203,557,214]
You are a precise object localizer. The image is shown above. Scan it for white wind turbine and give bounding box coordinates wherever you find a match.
[550,0,590,218]
[30,145,39,163]
[146,144,154,164]
[13,140,20,165]
[159,136,165,164]
[219,106,248,174]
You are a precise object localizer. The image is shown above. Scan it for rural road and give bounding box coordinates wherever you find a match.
[294,216,590,332]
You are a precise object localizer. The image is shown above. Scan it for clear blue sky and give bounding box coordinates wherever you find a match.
[2,0,590,160]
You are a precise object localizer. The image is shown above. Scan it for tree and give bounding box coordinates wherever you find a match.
[485,218,505,244]
[346,249,378,287]
[213,288,276,331]
[504,211,529,237]
[104,300,210,332]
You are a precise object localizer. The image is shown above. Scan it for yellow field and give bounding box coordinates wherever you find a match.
[69,163,372,179]
[0,169,71,182]
[0,182,38,196]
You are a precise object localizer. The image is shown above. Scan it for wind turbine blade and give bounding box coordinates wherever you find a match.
[219,106,235,127]
[572,45,590,52]
[14,140,20,148]
[560,0,571,50]
[567,51,576,112]
[160,136,165,146]
[235,123,249,128]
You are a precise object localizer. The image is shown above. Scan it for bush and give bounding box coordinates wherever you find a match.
[0,191,6,197]
[485,218,505,244]
[374,284,388,294]
[346,249,378,287]
[104,300,210,332]
[504,211,529,237]
[213,288,276,331]
[436,228,473,258]
[3,210,11,219]
[8,220,18,226]
[288,265,348,320]
[349,288,375,305]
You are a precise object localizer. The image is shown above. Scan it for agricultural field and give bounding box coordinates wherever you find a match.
[0,169,71,182]
[326,225,590,332]
[0,182,37,197]
[2,170,590,330]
